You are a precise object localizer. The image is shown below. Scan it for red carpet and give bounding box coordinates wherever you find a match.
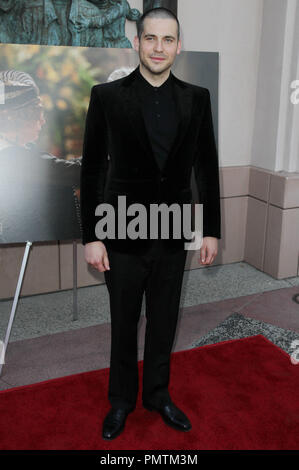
[0,335,299,450]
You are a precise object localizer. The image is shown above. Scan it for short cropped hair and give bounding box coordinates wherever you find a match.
[136,7,180,41]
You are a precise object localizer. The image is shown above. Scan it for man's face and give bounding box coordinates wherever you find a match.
[133,17,181,76]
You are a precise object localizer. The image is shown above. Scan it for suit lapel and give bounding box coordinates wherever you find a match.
[119,67,194,172]
[163,75,193,172]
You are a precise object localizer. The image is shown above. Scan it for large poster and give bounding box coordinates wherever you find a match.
[0,43,218,245]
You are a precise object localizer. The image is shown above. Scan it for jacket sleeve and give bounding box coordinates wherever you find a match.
[80,85,109,245]
[193,89,221,239]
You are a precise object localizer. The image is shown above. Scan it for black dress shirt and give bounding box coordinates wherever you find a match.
[135,66,179,171]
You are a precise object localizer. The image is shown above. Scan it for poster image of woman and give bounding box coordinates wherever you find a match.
[0,69,82,244]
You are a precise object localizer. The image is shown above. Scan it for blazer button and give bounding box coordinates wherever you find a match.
[160,176,166,182]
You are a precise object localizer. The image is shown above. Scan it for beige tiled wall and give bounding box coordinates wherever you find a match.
[187,166,249,270]
[1,166,298,299]
[0,241,60,300]
[245,167,299,279]
[59,240,105,290]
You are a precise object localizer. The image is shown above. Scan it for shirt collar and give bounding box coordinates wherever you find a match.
[135,65,173,92]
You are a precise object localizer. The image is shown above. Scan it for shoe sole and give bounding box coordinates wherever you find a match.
[143,403,192,432]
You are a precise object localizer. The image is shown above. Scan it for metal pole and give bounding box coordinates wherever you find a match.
[0,241,32,376]
[72,239,78,321]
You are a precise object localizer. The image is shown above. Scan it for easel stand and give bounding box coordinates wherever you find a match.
[0,240,78,376]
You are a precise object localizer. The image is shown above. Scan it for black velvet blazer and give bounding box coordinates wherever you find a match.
[80,66,221,253]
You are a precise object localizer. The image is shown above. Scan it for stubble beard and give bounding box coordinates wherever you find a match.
[140,55,173,77]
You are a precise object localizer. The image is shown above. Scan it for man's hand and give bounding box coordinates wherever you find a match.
[199,237,218,265]
[84,241,110,272]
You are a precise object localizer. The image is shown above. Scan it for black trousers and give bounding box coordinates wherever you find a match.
[104,239,187,411]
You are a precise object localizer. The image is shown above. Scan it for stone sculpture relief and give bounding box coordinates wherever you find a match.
[0,0,141,47]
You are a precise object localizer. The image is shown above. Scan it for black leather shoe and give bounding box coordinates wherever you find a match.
[102,407,133,440]
[143,401,192,432]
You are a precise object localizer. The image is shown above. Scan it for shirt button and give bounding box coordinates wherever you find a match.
[155,101,159,104]
[157,114,160,118]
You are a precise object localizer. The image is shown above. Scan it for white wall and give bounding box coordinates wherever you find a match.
[179,0,264,168]
[251,0,287,171]
[252,0,299,173]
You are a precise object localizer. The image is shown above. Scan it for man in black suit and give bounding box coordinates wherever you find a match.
[80,7,221,440]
